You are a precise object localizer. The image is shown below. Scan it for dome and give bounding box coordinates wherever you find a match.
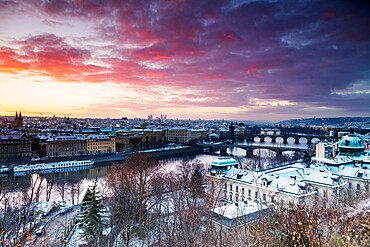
[339,135,364,149]
[338,133,365,156]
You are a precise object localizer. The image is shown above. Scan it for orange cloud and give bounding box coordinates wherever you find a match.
[153,55,172,60]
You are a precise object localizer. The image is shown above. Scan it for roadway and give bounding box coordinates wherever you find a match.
[24,206,80,247]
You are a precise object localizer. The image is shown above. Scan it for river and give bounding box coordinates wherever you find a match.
[0,138,316,204]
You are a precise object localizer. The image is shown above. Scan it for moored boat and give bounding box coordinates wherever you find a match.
[0,166,10,174]
[13,160,94,173]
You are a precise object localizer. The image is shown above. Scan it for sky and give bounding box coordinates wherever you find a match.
[0,0,369,121]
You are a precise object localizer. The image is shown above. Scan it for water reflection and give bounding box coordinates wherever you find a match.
[1,140,311,204]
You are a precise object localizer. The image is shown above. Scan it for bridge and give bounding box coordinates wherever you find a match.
[245,133,325,145]
[199,142,311,158]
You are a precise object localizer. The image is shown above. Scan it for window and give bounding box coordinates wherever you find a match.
[349,182,352,189]
[230,194,232,201]
[357,184,360,190]
[236,186,239,193]
[230,184,232,191]
[271,195,275,203]
[263,194,266,201]
[255,191,258,199]
[324,190,327,197]
[242,188,244,194]
[224,183,227,189]
[248,189,251,197]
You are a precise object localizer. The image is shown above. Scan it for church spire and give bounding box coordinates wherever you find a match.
[15,111,18,118]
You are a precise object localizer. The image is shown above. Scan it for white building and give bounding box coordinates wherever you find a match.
[313,130,370,196]
[207,157,345,207]
[316,142,334,159]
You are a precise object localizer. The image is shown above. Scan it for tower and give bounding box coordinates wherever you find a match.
[14,111,23,128]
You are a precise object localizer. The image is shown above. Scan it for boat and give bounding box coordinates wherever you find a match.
[13,160,94,173]
[0,166,10,174]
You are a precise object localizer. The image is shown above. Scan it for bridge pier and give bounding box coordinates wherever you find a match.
[283,137,288,144]
[307,138,312,145]
[271,136,276,143]
[246,148,254,157]
[246,136,254,143]
[220,146,228,156]
[260,136,265,143]
[295,138,300,144]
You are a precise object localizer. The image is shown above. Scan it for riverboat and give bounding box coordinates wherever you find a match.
[0,166,10,174]
[13,160,94,172]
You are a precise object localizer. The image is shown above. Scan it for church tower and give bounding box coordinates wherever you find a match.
[14,111,23,128]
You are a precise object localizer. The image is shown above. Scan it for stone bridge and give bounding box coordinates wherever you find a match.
[245,133,325,144]
[199,142,311,158]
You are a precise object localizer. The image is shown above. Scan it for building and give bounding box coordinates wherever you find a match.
[315,142,334,159]
[313,129,370,196]
[115,133,131,153]
[114,131,148,152]
[211,201,268,229]
[84,134,115,154]
[14,111,23,128]
[0,133,31,158]
[166,128,207,143]
[45,135,87,158]
[207,157,345,207]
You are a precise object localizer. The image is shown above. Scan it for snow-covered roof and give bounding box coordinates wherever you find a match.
[220,163,344,196]
[212,201,267,220]
[212,157,238,167]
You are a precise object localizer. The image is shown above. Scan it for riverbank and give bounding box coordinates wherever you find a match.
[7,146,201,167]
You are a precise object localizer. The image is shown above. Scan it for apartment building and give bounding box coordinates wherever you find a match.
[0,133,31,158]
[45,135,87,158]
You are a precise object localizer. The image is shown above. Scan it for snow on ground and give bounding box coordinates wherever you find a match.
[34,201,54,215]
[66,226,87,247]
[346,197,370,218]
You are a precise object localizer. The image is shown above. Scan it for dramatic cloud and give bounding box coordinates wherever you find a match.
[0,0,369,120]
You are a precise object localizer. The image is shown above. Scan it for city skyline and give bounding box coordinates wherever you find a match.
[0,0,369,121]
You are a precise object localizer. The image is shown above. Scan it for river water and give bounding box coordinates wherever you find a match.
[0,139,316,204]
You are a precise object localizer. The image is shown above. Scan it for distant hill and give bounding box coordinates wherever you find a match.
[279,117,370,127]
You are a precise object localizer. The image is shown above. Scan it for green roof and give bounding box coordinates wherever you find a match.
[212,157,238,166]
[338,134,365,149]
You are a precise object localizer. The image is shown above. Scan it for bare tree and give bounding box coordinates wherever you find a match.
[44,173,55,202]
[56,179,67,205]
[105,153,159,246]
[67,178,77,205]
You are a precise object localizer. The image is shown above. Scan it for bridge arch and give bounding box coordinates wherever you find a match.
[227,146,248,156]
[275,136,284,143]
[298,137,308,144]
[311,137,321,144]
[287,137,296,143]
[264,136,272,143]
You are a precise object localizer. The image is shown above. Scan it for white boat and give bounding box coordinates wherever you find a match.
[0,166,10,174]
[13,160,94,173]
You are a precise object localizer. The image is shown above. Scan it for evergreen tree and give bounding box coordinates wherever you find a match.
[79,179,105,240]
